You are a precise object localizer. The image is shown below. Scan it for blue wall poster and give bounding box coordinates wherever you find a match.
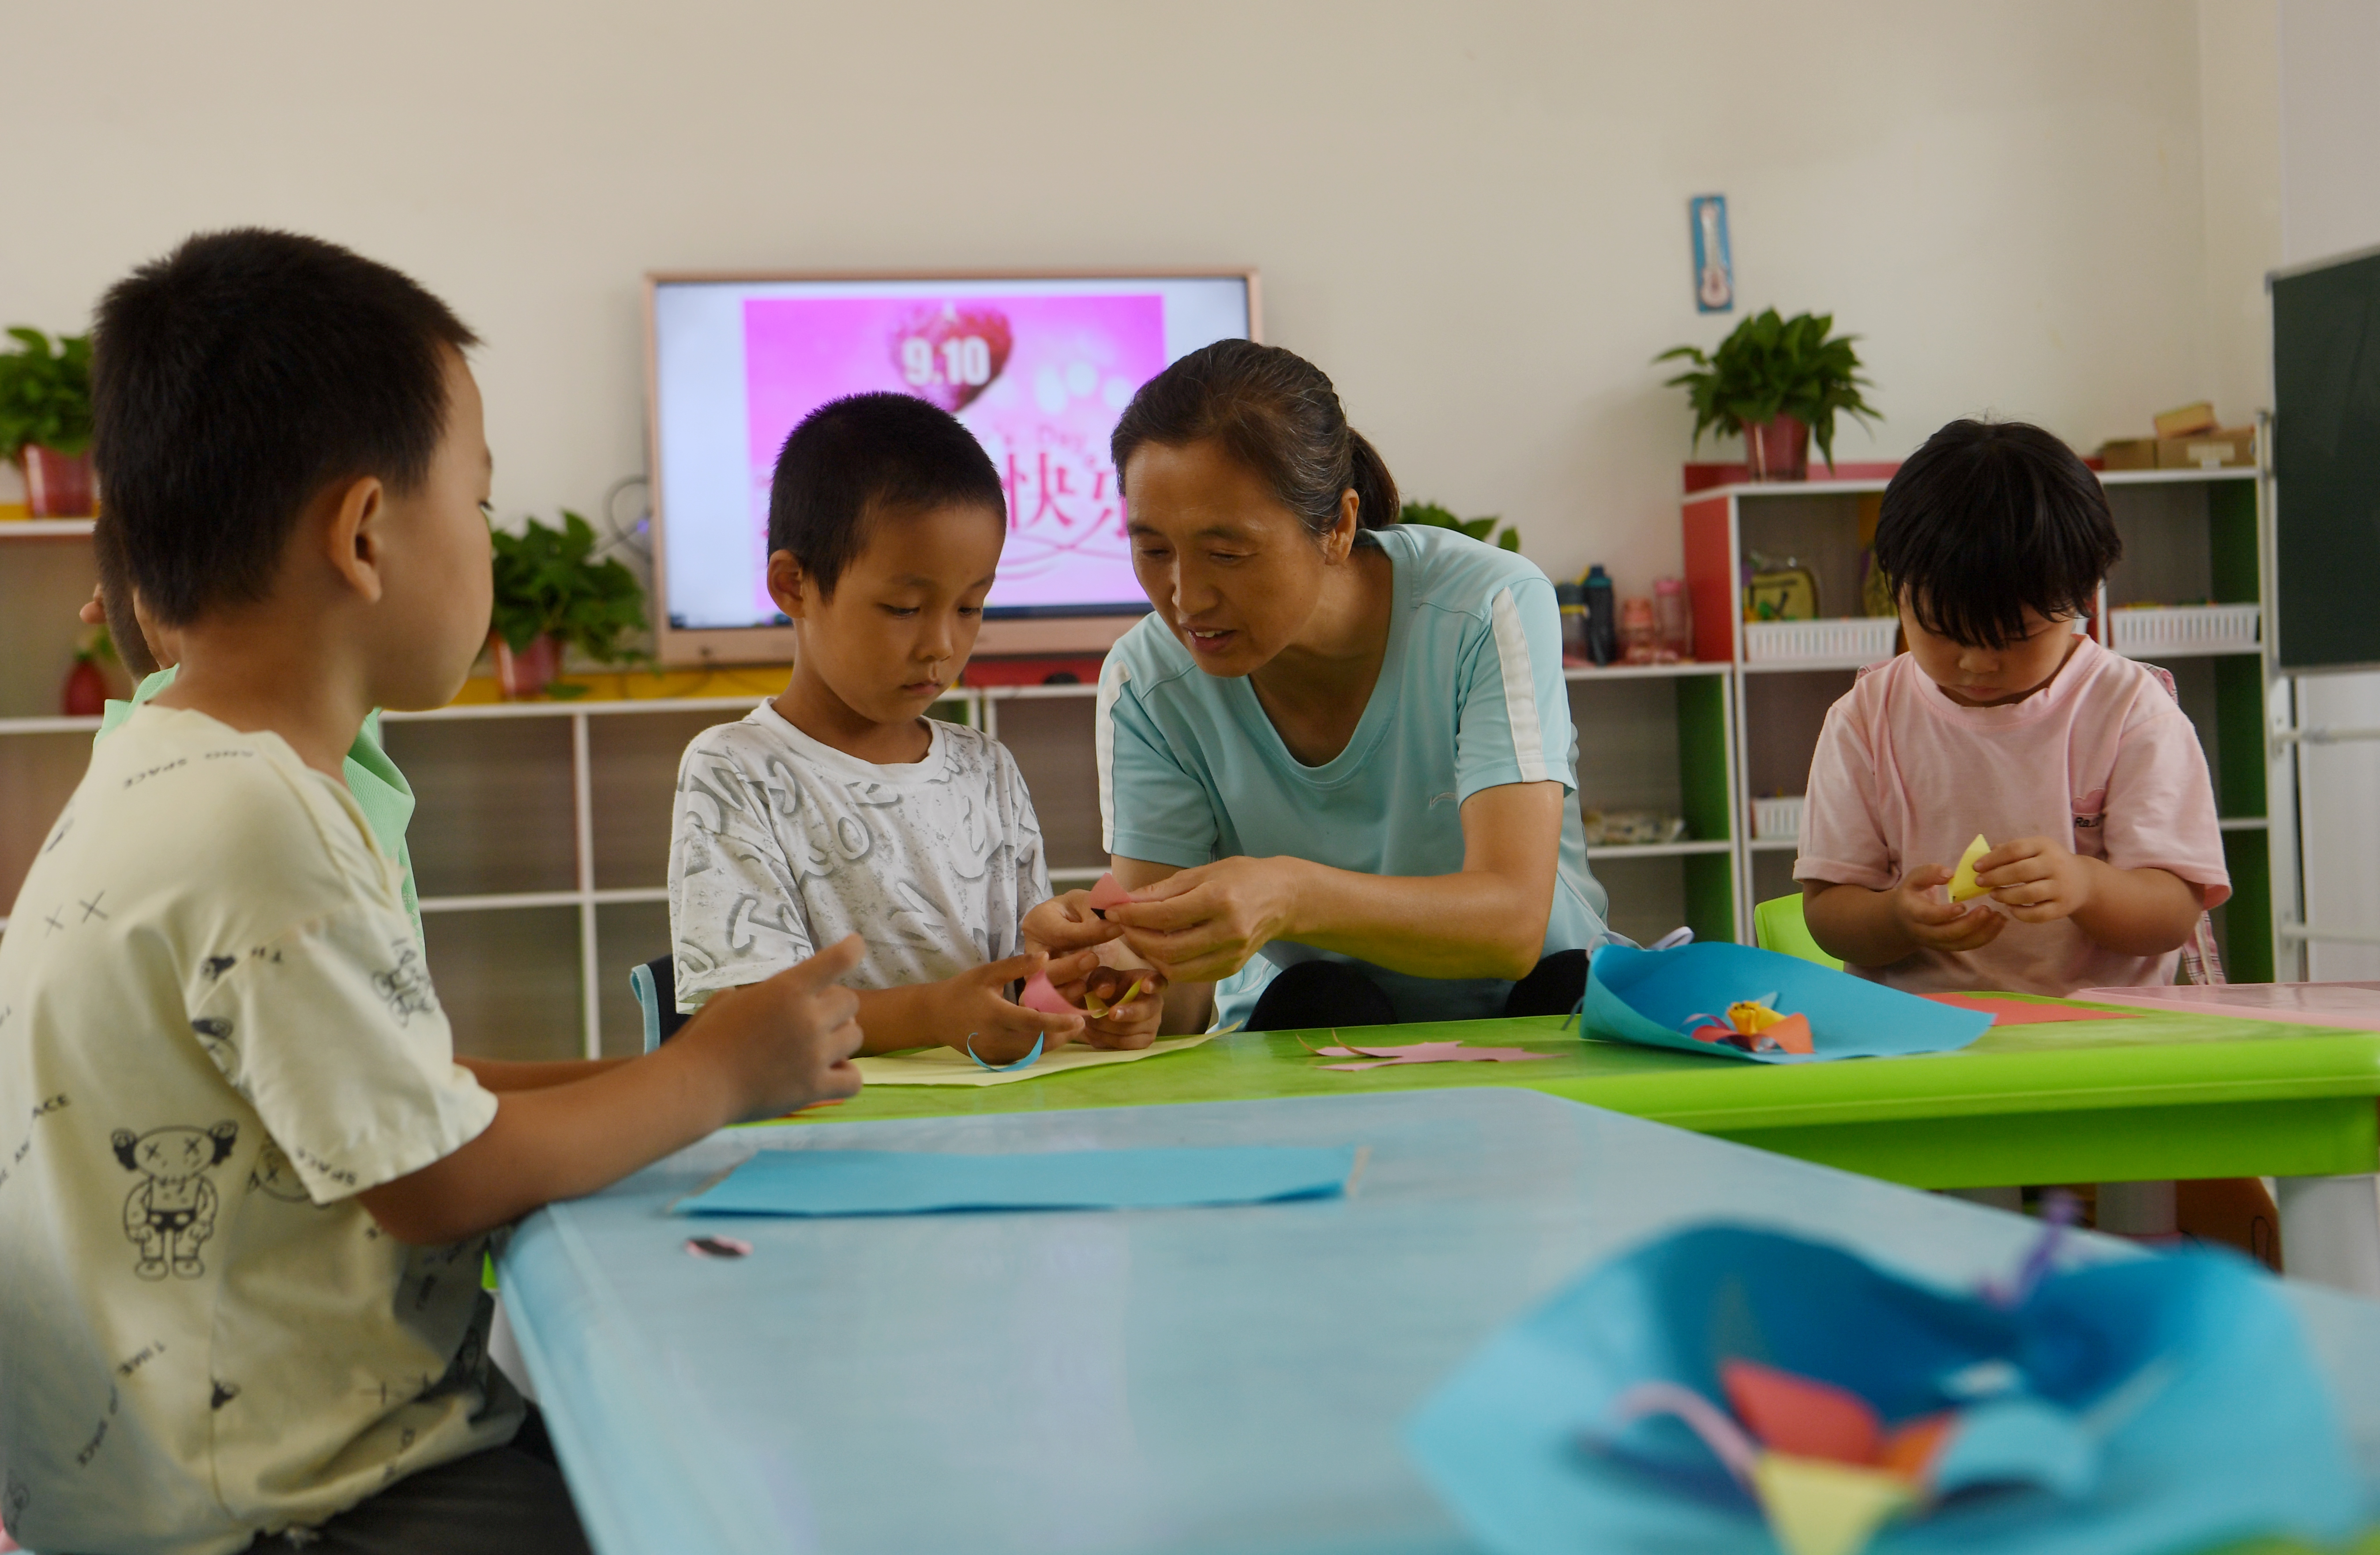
[1691,195,1734,313]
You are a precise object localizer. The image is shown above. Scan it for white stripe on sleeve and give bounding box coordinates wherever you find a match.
[1094,657,1131,854]
[1488,588,1552,783]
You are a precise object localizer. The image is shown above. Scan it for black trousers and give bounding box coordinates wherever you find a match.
[1243,950,1588,1031]
[243,1409,589,1555]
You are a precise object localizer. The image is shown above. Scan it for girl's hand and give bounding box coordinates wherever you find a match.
[1104,857,1306,983]
[1021,890,1124,955]
[1974,837,2095,923]
[1055,965,1168,1051]
[1890,863,2006,953]
[930,950,1099,1063]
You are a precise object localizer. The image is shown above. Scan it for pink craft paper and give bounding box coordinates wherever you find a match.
[1087,873,1134,914]
[1018,973,1075,1015]
[2071,982,2380,1029]
[1920,993,2142,1026]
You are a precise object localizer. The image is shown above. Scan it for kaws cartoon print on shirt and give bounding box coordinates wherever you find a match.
[112,1120,238,1280]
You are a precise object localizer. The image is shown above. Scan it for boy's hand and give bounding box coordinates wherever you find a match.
[1890,863,2007,953]
[680,935,867,1120]
[1054,964,1168,1051]
[1973,836,2095,923]
[935,949,1099,1063]
[1022,891,1125,954]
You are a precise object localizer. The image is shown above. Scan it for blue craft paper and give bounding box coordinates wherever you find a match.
[965,1033,1045,1071]
[1407,1224,2361,1555]
[675,1145,1358,1218]
[1580,942,1992,1063]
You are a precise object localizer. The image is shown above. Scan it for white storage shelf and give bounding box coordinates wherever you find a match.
[1751,795,1805,843]
[2107,603,2260,659]
[1742,617,1897,669]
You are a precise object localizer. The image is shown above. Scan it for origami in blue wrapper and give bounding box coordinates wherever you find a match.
[1407,1224,2362,1555]
[1577,942,1993,1063]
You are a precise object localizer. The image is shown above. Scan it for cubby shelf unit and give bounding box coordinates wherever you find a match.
[1681,461,2275,981]
[0,579,1749,1059]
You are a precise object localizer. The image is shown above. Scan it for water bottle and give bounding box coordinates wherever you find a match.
[1582,565,1618,666]
[1555,583,1588,664]
[1653,576,1693,662]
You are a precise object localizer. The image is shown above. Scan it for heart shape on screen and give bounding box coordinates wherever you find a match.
[891,304,1014,413]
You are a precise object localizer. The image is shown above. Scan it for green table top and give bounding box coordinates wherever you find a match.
[789,996,2380,1188]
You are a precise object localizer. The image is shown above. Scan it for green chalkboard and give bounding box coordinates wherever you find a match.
[2273,247,2380,671]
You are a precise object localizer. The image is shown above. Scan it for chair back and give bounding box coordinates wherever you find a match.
[1752,893,1844,970]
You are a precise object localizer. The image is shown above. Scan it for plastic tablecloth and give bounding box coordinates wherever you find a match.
[499,1089,2380,1555]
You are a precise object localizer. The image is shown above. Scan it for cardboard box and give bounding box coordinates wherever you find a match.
[2156,427,2254,469]
[2154,400,2220,439]
[2098,438,2160,471]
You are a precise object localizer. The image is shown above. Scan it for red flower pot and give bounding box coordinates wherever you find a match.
[63,657,107,716]
[492,633,561,699]
[1742,414,1810,482]
[21,445,96,517]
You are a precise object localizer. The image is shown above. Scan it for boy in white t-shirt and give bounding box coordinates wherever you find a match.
[0,230,865,1555]
[1796,419,2229,994]
[668,393,1160,1061]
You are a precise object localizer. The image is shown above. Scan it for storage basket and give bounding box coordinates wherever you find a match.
[1742,617,1899,665]
[1752,795,1805,843]
[2108,604,2261,659]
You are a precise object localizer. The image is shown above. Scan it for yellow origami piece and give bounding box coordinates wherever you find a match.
[1751,1454,1918,1555]
[1083,976,1149,1020]
[1948,835,1992,903]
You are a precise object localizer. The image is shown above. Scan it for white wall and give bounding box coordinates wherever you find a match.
[2278,0,2380,979]
[1,0,2254,599]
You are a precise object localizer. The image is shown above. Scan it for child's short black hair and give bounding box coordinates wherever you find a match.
[90,229,478,626]
[767,392,1005,596]
[1873,419,2120,650]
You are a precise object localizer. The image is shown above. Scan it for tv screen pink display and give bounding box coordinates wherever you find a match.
[647,272,1257,664]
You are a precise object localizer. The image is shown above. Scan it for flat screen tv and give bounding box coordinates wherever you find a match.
[643,269,1261,665]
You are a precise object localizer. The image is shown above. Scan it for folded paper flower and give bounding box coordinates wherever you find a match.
[1576,943,1992,1064]
[1408,1223,2360,1555]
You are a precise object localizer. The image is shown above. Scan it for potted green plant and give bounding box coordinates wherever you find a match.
[0,328,95,516]
[1655,309,1878,480]
[1400,501,1520,551]
[488,511,650,698]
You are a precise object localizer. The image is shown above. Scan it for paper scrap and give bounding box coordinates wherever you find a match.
[673,1143,1360,1218]
[1297,1031,1554,1071]
[1921,992,2142,1026]
[1948,835,1992,902]
[1087,872,1134,917]
[964,1034,1044,1072]
[1723,1361,1881,1464]
[1750,1454,1915,1555]
[683,1235,752,1259]
[854,1032,1215,1087]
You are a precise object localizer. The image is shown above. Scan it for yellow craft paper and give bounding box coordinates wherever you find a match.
[853,1032,1214,1087]
[1083,977,1149,1020]
[1750,1454,1915,1555]
[1948,834,1992,902]
[1729,1000,1786,1034]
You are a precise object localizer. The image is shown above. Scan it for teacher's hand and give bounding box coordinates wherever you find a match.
[1105,856,1308,984]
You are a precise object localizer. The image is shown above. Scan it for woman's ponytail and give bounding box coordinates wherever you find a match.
[1344,428,1399,532]
[1112,338,1401,541]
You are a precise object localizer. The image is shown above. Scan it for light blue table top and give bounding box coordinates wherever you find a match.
[498,1089,2380,1555]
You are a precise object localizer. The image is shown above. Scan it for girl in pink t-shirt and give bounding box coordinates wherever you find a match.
[1796,420,2229,995]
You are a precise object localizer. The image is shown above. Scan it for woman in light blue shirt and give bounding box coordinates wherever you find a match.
[1081,341,1608,1032]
